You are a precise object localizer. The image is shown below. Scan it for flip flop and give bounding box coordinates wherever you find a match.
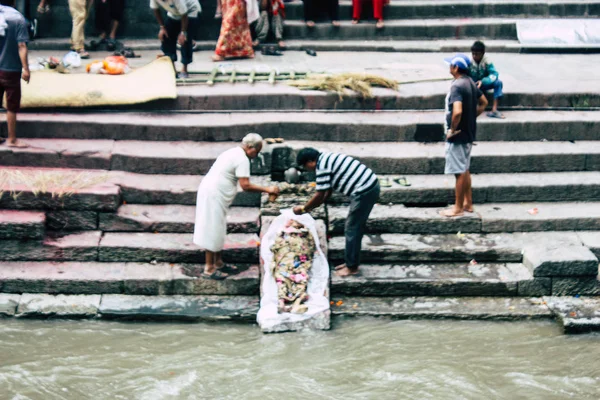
[394,177,411,187]
[486,111,505,119]
[202,269,228,280]
[217,264,239,274]
[378,177,392,188]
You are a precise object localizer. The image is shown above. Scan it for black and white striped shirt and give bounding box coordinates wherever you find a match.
[315,152,378,196]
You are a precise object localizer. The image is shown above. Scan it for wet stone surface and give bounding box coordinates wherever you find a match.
[16,294,101,318]
[544,296,600,334]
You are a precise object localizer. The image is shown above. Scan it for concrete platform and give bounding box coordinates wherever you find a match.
[8,110,600,143]
[0,261,259,296]
[99,205,260,234]
[330,262,544,297]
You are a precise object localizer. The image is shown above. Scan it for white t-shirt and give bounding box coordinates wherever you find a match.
[206,146,251,186]
[150,0,201,19]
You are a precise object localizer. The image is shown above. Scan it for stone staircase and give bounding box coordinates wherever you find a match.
[27,0,600,52]
[1,74,600,332]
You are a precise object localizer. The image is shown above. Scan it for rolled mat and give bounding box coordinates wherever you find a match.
[12,56,177,109]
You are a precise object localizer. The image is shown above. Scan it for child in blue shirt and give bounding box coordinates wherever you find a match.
[470,40,504,119]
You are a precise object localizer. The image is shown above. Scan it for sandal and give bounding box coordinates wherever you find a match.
[378,177,392,188]
[77,50,90,59]
[486,111,505,119]
[394,177,411,187]
[202,269,228,280]
[376,19,385,29]
[217,263,239,274]
[261,46,283,56]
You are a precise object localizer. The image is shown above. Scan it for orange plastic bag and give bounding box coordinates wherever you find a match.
[86,56,130,75]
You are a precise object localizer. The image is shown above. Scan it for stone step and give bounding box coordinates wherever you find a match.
[331,262,547,297]
[284,18,519,40]
[99,205,260,234]
[0,167,120,211]
[331,296,553,320]
[544,296,600,334]
[329,171,600,205]
[276,140,600,175]
[5,139,599,176]
[328,202,600,234]
[0,167,262,209]
[0,231,102,262]
[0,139,268,176]
[98,232,259,263]
[30,37,600,54]
[283,0,600,20]
[0,261,259,296]
[10,110,600,143]
[0,210,46,240]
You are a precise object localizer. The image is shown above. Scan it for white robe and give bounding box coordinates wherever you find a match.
[193,147,250,252]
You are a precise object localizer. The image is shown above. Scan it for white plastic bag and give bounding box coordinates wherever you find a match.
[62,51,82,68]
[257,209,330,331]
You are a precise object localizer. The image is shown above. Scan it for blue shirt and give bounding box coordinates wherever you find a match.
[0,6,28,72]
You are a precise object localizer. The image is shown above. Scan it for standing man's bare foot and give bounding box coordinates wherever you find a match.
[252,39,260,47]
[352,19,359,25]
[278,40,286,48]
[439,208,464,217]
[211,54,225,62]
[331,20,340,27]
[7,140,29,148]
[335,264,360,277]
[306,20,315,28]
[463,205,474,213]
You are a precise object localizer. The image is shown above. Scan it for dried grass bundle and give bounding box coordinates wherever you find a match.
[0,170,109,200]
[287,72,398,99]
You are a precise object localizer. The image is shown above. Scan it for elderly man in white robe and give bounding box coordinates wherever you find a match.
[194,133,279,280]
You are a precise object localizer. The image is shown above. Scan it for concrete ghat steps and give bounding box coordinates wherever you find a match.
[9,110,600,143]
[3,139,600,175]
[328,202,600,234]
[99,205,260,234]
[0,231,259,263]
[0,261,259,296]
[331,262,544,297]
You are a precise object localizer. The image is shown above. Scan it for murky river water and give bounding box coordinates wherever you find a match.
[1,318,599,400]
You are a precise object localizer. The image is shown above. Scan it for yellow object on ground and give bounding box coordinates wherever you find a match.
[16,56,177,109]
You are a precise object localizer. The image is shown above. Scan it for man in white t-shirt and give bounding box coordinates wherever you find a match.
[150,0,201,78]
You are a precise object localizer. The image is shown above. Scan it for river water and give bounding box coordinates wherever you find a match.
[1,318,599,400]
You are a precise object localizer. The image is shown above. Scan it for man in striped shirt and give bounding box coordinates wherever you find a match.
[293,148,380,277]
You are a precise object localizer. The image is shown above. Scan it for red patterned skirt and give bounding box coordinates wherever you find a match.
[215,0,254,59]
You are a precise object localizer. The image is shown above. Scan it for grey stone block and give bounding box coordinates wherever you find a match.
[0,294,21,316]
[578,231,600,258]
[518,278,552,297]
[98,294,259,321]
[0,231,101,262]
[0,210,45,239]
[46,211,98,231]
[544,296,600,334]
[523,245,599,277]
[552,277,600,296]
[16,294,101,318]
[332,296,553,320]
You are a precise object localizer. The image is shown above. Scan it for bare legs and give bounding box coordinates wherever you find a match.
[6,111,27,148]
[204,251,229,277]
[440,171,472,217]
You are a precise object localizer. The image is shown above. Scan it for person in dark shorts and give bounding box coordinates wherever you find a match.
[0,0,30,148]
[92,0,125,51]
[150,0,201,78]
[439,54,487,218]
[293,148,380,278]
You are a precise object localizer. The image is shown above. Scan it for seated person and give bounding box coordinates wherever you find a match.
[270,219,316,314]
[470,40,505,119]
[352,0,384,29]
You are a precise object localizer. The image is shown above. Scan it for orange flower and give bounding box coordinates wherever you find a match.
[336,300,343,306]
[330,301,334,305]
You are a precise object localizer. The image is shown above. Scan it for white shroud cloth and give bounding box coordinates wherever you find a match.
[193,147,250,252]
